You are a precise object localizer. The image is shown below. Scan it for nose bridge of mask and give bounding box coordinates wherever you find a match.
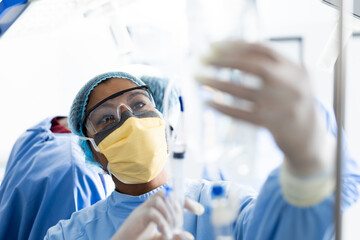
[93,110,163,145]
[78,136,101,153]
[98,114,165,151]
[93,110,133,145]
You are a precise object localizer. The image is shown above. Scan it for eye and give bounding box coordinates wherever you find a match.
[97,114,116,125]
[131,101,146,111]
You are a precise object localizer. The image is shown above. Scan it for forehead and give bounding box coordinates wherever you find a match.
[86,78,138,111]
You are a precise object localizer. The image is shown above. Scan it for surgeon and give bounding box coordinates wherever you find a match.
[46,45,360,239]
[0,116,113,240]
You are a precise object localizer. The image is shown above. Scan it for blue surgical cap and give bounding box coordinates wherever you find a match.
[140,75,179,116]
[69,71,179,167]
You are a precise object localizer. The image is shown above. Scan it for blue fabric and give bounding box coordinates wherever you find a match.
[45,103,360,240]
[140,75,179,115]
[45,162,357,240]
[0,117,111,240]
[0,0,28,36]
[44,180,244,240]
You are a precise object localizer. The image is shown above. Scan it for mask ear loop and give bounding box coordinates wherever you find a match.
[78,136,109,175]
[79,136,121,180]
[106,162,113,177]
[78,136,101,153]
[79,136,116,180]
[79,136,138,184]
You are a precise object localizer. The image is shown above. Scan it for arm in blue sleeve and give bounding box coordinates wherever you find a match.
[233,102,360,240]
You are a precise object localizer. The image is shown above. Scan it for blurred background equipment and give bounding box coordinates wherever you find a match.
[0,0,29,37]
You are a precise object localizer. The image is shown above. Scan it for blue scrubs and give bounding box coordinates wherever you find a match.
[45,105,360,240]
[0,117,112,240]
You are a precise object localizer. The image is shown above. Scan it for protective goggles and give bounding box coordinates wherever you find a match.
[82,85,156,135]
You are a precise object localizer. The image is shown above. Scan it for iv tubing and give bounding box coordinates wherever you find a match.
[163,77,175,147]
[162,77,186,233]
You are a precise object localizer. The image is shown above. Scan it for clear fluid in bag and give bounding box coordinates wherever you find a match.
[186,0,263,185]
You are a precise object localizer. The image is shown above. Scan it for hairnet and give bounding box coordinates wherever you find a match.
[69,71,179,167]
[139,75,180,123]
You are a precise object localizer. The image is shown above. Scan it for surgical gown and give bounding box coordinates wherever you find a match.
[0,117,113,240]
[45,105,360,240]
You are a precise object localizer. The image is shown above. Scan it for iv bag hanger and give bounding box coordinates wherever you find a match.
[333,1,353,240]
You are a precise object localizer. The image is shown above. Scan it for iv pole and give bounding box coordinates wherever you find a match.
[334,0,349,239]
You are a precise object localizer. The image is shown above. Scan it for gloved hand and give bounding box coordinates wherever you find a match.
[111,190,204,240]
[196,40,334,176]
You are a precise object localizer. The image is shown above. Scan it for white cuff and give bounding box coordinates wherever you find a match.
[280,134,336,207]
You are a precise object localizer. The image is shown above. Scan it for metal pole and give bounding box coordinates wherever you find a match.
[334,0,347,239]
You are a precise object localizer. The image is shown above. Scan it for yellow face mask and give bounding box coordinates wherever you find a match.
[95,111,167,184]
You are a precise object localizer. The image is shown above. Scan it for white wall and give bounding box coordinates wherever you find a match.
[0,3,125,166]
[0,0,189,181]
